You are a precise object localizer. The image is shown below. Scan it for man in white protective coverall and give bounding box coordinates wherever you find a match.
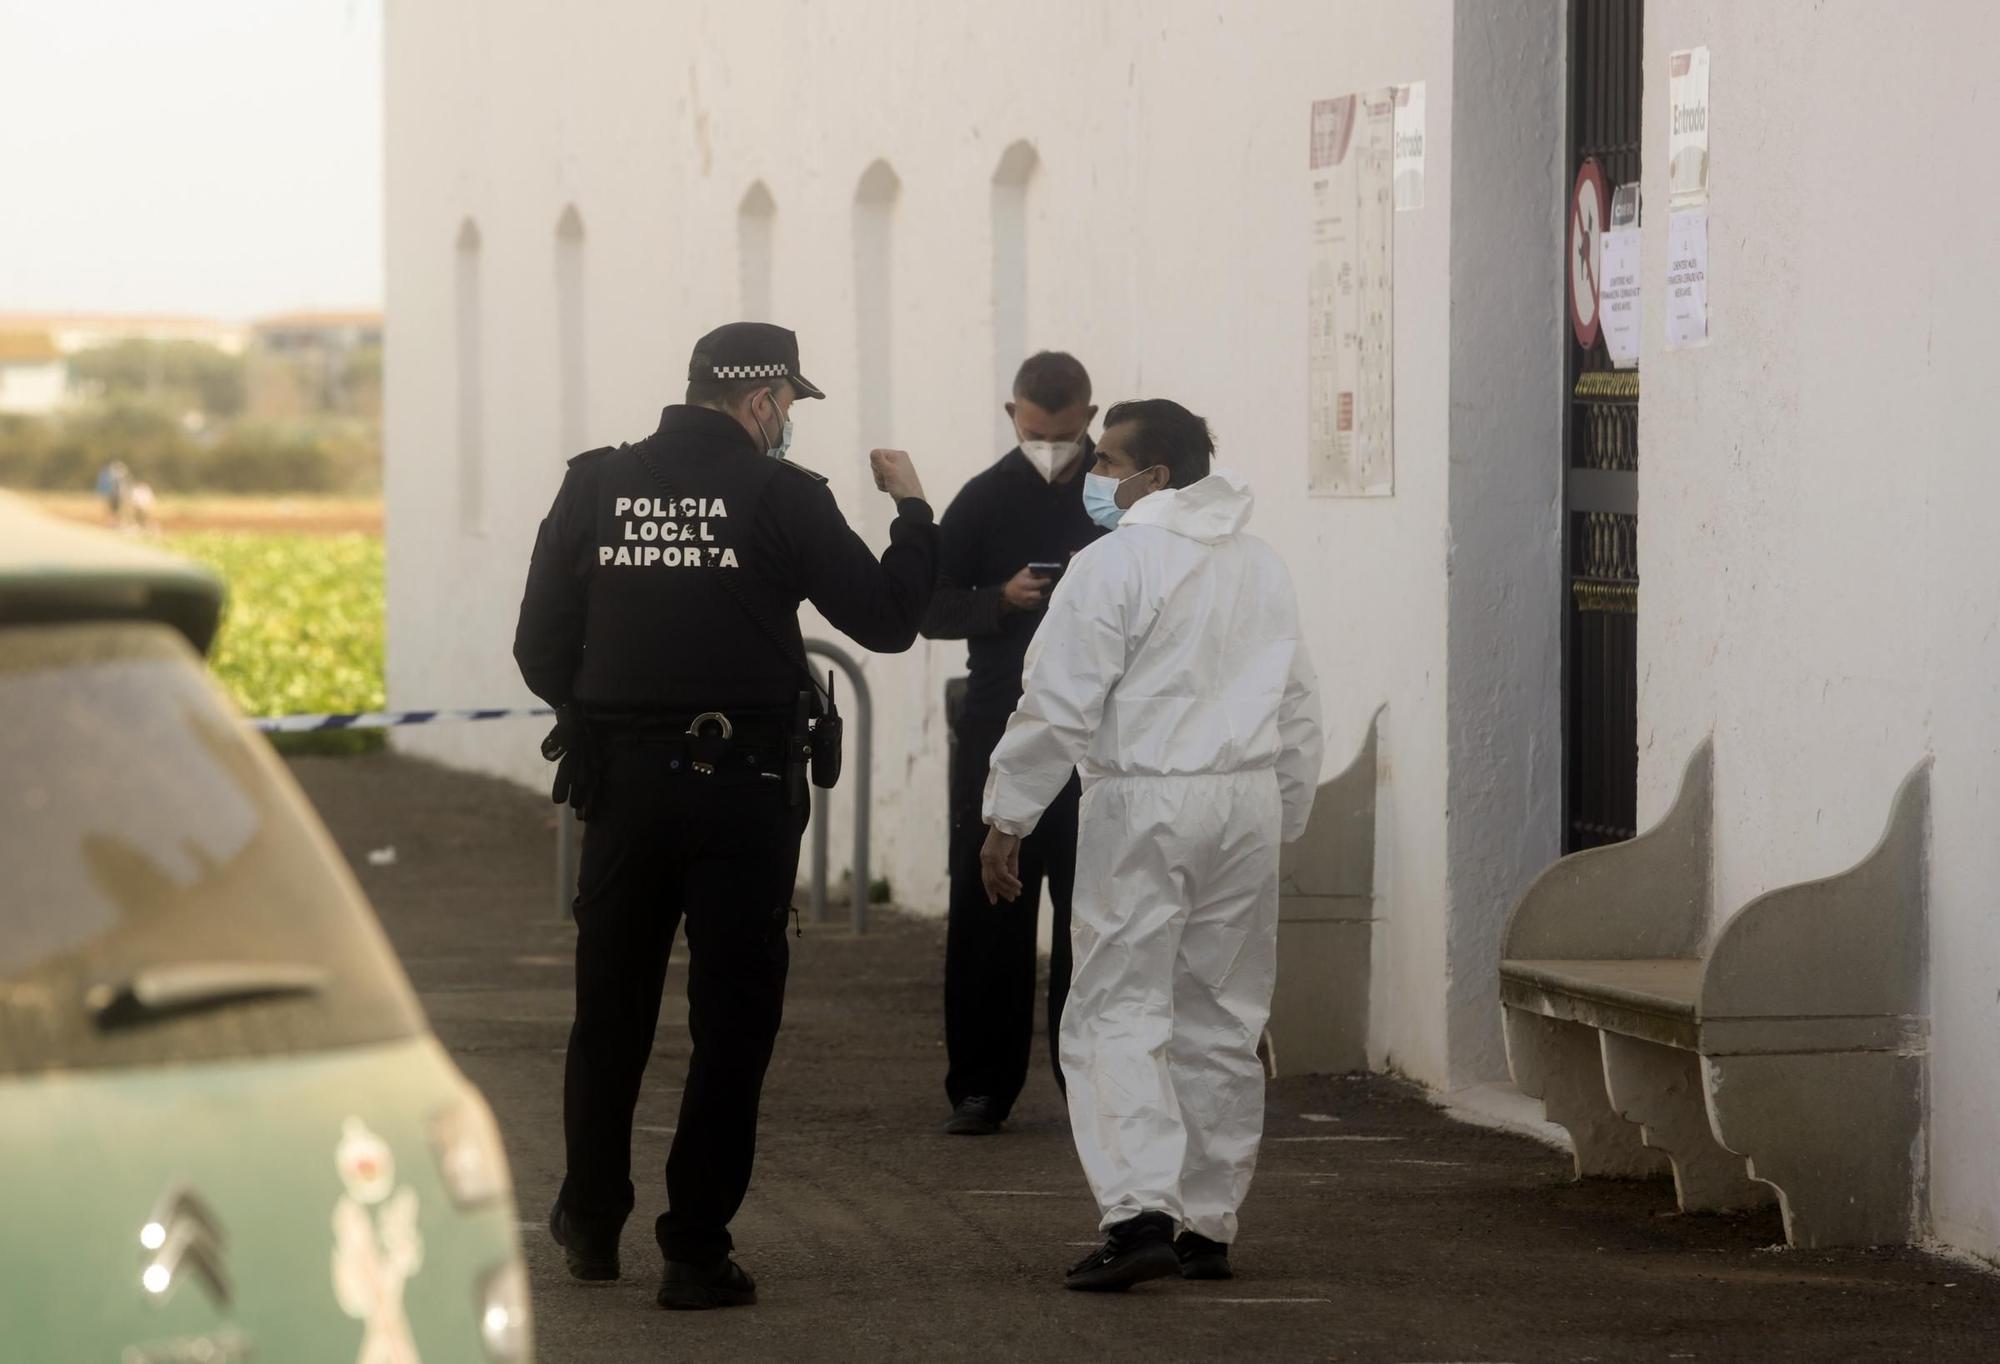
[978,398,1323,1293]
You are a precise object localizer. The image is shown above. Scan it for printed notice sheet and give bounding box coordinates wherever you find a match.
[1308,90,1395,497]
[1665,207,1709,350]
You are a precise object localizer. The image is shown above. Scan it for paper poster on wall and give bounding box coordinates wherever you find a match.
[1600,227,1643,368]
[1393,82,1425,212]
[1665,207,1709,349]
[1307,90,1395,498]
[1668,46,1711,207]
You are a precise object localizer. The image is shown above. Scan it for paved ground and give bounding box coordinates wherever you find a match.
[295,753,2000,1364]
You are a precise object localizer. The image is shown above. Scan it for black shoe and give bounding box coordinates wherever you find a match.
[548,1200,621,1281]
[657,1256,758,1311]
[1175,1231,1234,1281]
[942,1096,1004,1136]
[1065,1212,1181,1292]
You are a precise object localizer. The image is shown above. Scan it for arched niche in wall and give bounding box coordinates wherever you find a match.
[991,140,1041,448]
[853,161,901,538]
[738,181,777,322]
[555,204,588,452]
[455,216,485,534]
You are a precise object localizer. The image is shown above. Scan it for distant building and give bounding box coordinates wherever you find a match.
[251,309,383,359]
[0,332,68,415]
[252,309,384,414]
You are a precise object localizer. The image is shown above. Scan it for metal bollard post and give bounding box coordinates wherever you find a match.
[850,660,872,936]
[810,788,830,924]
[804,639,873,935]
[555,803,579,921]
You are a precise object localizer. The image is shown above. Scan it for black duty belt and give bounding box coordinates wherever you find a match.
[587,708,795,778]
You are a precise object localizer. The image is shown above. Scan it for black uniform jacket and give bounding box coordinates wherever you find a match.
[514,405,937,714]
[921,444,1104,719]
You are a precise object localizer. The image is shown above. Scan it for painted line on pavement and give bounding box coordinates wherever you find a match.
[1198,1298,1333,1305]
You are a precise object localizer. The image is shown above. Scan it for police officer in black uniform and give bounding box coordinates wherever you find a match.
[513,322,936,1311]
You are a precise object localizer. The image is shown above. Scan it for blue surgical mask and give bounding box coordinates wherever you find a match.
[1083,470,1143,530]
[753,392,794,459]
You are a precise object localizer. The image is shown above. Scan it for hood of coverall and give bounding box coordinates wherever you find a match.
[983,456,1322,837]
[1118,470,1254,544]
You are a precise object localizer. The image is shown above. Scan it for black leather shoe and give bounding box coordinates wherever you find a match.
[942,1096,1004,1136]
[1175,1231,1233,1280]
[548,1200,621,1281]
[1065,1212,1180,1292]
[657,1256,758,1311]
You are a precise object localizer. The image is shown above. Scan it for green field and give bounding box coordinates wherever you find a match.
[167,531,385,754]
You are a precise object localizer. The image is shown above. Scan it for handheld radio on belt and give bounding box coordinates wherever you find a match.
[635,444,843,804]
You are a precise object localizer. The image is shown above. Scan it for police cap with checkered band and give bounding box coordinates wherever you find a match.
[687,322,826,400]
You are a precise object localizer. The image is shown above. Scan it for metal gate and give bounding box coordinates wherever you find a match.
[1564,0,1643,851]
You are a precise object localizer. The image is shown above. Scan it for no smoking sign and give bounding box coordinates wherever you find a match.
[1569,158,1608,348]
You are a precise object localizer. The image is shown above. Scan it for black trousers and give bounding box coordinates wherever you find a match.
[944,707,1078,1119]
[558,742,806,1265]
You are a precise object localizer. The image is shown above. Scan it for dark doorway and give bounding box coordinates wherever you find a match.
[1564,0,1643,852]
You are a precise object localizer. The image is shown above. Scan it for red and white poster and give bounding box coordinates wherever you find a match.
[1668,47,1711,208]
[1307,90,1395,498]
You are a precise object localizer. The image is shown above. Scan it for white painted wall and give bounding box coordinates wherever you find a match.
[1638,4,2000,1260]
[1442,4,1565,1085]
[383,0,1567,1098]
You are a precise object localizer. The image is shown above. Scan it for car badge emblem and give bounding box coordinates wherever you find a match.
[139,1186,231,1308]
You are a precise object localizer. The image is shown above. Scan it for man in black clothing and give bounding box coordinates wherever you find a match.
[514,321,937,1309]
[924,351,1104,1136]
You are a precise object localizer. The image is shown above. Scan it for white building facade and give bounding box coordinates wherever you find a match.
[0,351,67,416]
[385,1,2000,1261]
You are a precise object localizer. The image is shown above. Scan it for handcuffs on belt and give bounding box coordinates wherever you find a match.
[685,712,733,776]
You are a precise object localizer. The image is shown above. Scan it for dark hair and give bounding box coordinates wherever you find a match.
[685,374,779,408]
[1012,351,1092,412]
[1103,399,1213,489]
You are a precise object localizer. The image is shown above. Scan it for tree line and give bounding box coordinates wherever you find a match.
[0,338,382,494]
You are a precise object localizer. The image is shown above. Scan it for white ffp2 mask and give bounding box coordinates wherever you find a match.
[1020,438,1084,482]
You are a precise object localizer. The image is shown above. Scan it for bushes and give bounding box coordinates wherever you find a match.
[69,339,247,419]
[168,531,387,756]
[0,406,379,495]
[198,420,379,494]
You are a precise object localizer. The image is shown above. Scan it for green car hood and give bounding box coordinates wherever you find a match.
[0,1035,524,1364]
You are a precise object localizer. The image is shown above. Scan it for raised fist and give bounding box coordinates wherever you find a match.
[869,448,926,505]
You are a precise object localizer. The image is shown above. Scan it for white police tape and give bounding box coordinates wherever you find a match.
[249,706,555,734]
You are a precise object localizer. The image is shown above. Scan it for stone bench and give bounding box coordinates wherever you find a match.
[1499,739,1930,1248]
[1267,708,1381,1076]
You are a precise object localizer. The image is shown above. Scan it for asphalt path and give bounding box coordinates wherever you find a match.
[295,753,2000,1363]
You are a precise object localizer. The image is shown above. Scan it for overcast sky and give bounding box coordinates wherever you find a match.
[0,0,383,320]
